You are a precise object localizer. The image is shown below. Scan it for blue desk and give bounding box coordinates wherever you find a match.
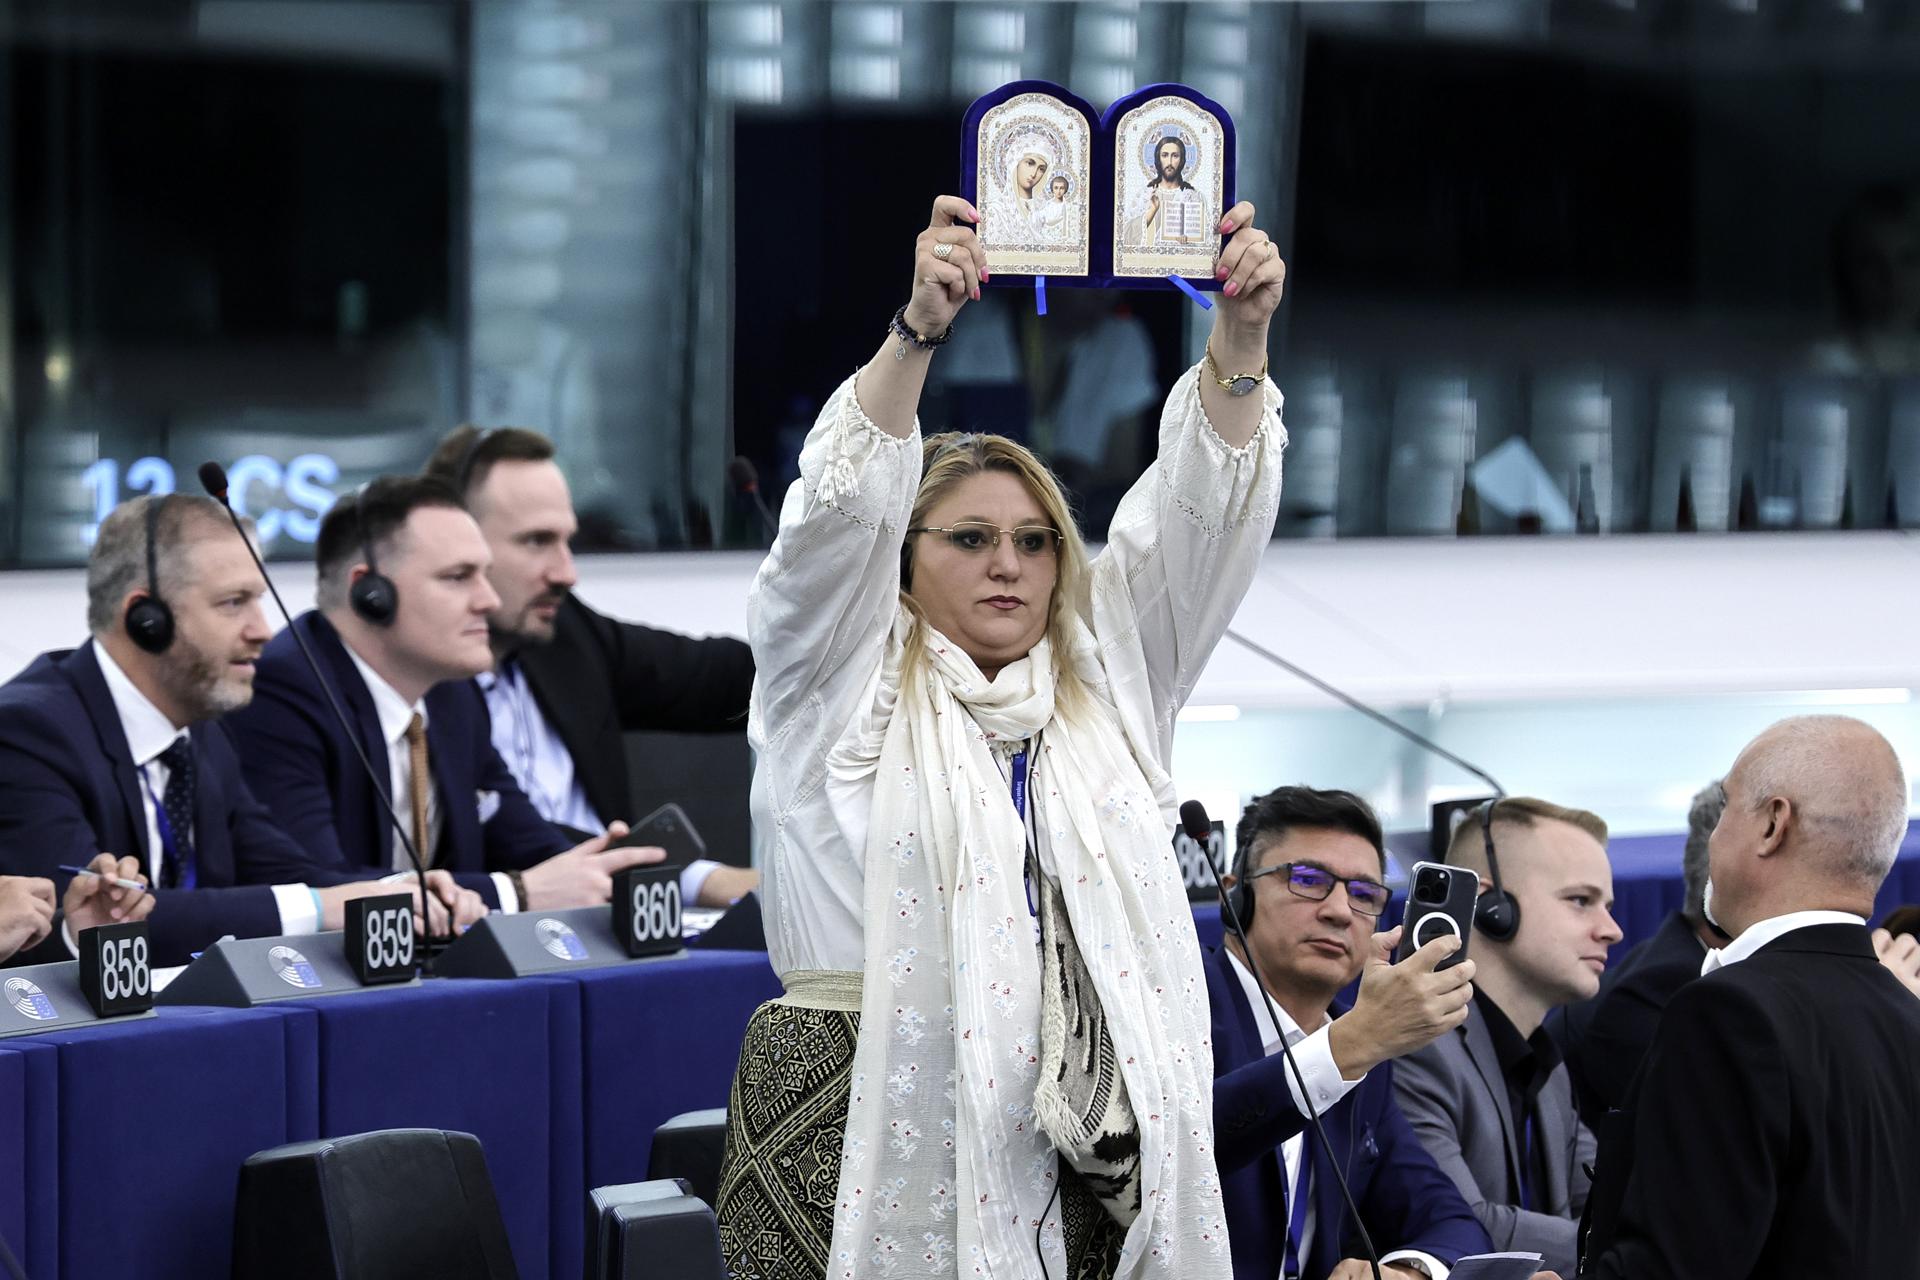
[9,1007,308,1280]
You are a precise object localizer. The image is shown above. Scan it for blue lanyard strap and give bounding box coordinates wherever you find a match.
[138,766,195,890]
[1283,1127,1312,1279]
[1518,1111,1534,1212]
[1010,749,1028,819]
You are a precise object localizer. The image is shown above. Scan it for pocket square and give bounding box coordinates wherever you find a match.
[476,790,501,824]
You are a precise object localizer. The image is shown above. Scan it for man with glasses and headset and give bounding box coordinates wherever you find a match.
[1208,785,1490,1280]
[1392,797,1621,1277]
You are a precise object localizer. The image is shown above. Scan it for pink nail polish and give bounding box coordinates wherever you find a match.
[1216,265,1229,280]
[1224,281,1239,297]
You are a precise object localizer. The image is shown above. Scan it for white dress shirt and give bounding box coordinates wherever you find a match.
[476,661,719,905]
[1225,949,1448,1279]
[94,644,319,935]
[1700,909,1867,976]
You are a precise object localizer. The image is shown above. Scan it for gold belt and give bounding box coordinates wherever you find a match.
[776,968,863,1011]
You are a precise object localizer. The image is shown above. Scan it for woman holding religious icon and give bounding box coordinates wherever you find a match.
[714,192,1287,1280]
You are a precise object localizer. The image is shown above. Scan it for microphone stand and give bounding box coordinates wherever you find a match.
[199,463,450,967]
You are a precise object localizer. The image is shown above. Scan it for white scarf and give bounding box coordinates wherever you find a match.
[826,612,1230,1279]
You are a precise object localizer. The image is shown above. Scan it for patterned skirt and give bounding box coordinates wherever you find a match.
[715,996,1125,1280]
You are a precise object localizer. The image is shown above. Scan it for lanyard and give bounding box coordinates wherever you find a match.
[1010,748,1028,819]
[1008,737,1041,920]
[138,765,195,890]
[1282,1127,1313,1280]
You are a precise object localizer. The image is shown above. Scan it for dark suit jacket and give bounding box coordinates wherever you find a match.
[225,612,569,907]
[1393,999,1595,1275]
[1557,910,1708,1127]
[1581,922,1920,1279]
[0,641,360,965]
[512,595,753,824]
[1206,946,1491,1280]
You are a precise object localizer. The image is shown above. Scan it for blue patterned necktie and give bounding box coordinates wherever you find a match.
[156,736,196,888]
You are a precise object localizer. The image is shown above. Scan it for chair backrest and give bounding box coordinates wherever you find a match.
[233,1128,519,1280]
[646,1107,729,1207]
[586,1179,725,1280]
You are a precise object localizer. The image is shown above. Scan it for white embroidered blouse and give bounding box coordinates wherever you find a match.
[747,362,1285,981]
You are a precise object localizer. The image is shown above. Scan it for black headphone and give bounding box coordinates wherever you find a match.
[125,496,177,654]
[1224,825,1258,927]
[452,427,497,496]
[347,487,399,627]
[1454,799,1521,942]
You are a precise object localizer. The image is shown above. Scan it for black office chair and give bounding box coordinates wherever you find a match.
[233,1129,519,1280]
[586,1180,725,1280]
[646,1108,729,1208]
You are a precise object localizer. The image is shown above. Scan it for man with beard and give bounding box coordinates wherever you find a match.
[1125,134,1208,246]
[0,495,459,965]
[423,426,757,907]
[228,476,661,913]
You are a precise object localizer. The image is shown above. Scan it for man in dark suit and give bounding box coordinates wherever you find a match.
[422,425,757,906]
[0,495,459,965]
[1209,785,1491,1280]
[226,477,659,913]
[1580,715,1920,1278]
[1555,781,1723,1128]
[1393,798,1619,1276]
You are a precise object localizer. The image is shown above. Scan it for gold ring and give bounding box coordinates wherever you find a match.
[932,242,955,262]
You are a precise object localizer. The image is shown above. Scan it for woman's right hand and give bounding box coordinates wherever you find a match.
[903,195,988,339]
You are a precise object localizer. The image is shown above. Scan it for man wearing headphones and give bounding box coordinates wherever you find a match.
[1391,798,1621,1276]
[228,476,661,912]
[0,495,452,966]
[1209,786,1490,1280]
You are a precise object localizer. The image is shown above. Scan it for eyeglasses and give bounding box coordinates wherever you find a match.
[1245,863,1392,917]
[907,522,1061,557]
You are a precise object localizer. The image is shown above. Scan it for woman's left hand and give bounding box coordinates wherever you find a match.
[1212,201,1286,333]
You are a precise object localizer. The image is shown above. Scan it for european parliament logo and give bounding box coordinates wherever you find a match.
[4,977,57,1021]
[268,945,323,990]
[535,919,589,962]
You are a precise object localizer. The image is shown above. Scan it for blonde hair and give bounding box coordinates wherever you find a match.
[1446,796,1610,869]
[900,432,1091,709]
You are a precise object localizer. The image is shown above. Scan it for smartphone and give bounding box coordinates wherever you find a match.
[607,802,708,866]
[1395,861,1477,970]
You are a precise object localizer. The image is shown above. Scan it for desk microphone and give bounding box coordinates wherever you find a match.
[728,456,779,544]
[198,462,448,962]
[1183,799,1383,1280]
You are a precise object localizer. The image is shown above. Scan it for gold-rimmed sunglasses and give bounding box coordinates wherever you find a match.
[907,522,1061,557]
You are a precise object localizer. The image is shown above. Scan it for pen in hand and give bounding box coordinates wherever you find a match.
[58,864,152,895]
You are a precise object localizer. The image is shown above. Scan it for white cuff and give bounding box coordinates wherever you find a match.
[1381,1250,1447,1279]
[491,872,521,914]
[271,883,321,936]
[680,859,720,905]
[61,920,80,959]
[1284,1024,1366,1117]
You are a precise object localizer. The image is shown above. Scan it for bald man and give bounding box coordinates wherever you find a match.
[1580,715,1920,1279]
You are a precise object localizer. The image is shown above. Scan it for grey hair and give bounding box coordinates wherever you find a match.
[86,495,254,636]
[1681,780,1726,923]
[1740,714,1909,889]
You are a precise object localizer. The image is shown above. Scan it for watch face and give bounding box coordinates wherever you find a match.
[1228,374,1259,397]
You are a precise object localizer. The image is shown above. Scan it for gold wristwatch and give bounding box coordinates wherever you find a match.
[1205,344,1268,397]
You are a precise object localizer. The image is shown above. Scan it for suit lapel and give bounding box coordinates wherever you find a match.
[1534,1074,1573,1214]
[1460,1005,1523,1198]
[519,600,627,821]
[306,614,395,867]
[65,641,154,866]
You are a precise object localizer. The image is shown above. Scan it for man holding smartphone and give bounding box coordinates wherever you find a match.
[1392,798,1621,1276]
[1209,786,1490,1280]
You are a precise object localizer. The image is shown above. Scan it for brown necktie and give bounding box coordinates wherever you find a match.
[405,712,431,868]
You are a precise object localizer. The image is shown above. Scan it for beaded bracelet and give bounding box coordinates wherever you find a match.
[889,305,955,360]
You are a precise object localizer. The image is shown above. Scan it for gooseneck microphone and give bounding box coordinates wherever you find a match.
[728,456,779,544]
[1183,798,1384,1280]
[198,462,447,961]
